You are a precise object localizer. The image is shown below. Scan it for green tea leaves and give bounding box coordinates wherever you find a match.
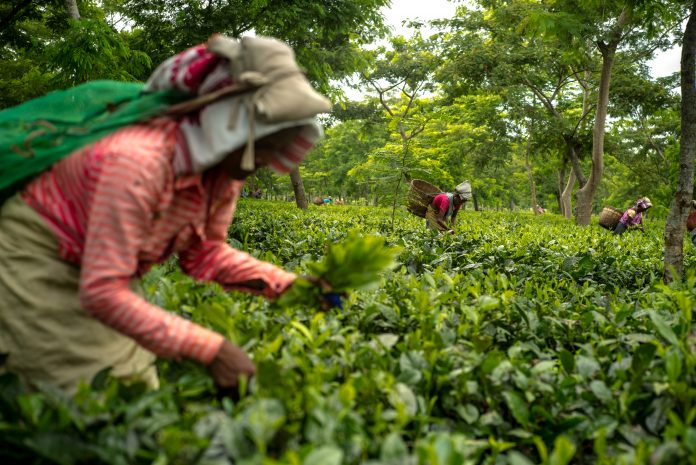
[277,232,401,309]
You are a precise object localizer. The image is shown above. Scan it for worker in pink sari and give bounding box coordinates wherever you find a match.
[0,35,331,393]
[425,181,471,233]
[613,197,652,235]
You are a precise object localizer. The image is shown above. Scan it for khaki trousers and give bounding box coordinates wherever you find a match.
[0,194,157,394]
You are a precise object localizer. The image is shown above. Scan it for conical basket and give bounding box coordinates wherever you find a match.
[407,179,442,218]
[687,211,696,231]
[599,206,623,230]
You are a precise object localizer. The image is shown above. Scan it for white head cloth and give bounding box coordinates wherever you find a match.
[144,36,329,173]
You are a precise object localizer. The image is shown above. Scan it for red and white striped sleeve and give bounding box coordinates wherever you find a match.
[180,242,297,298]
[179,185,296,298]
[79,148,223,364]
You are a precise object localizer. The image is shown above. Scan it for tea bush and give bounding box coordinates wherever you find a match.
[2,200,696,465]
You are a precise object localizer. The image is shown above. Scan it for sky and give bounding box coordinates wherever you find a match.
[374,0,681,80]
[383,0,458,37]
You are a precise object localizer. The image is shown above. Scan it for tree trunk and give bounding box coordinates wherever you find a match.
[391,132,411,229]
[560,169,576,219]
[565,138,586,188]
[574,48,614,224]
[289,168,308,210]
[575,10,627,225]
[524,135,539,214]
[557,159,567,215]
[65,0,80,19]
[390,173,403,229]
[664,1,696,283]
[473,193,479,211]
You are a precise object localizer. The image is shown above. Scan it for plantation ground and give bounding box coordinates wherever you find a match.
[2,201,696,465]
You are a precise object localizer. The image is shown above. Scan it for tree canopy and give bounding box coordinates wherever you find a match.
[1,0,691,220]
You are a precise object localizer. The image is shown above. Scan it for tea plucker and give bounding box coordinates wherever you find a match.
[613,197,652,235]
[425,182,471,233]
[0,35,332,393]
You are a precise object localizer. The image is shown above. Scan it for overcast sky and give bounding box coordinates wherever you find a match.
[382,0,681,77]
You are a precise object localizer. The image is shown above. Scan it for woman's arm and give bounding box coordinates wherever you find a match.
[179,241,296,298]
[450,209,459,226]
[79,152,223,364]
[179,183,296,297]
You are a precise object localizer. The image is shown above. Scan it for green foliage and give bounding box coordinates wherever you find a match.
[110,0,390,96]
[278,232,401,308]
[3,201,696,464]
[302,118,390,201]
[45,18,152,86]
[3,0,696,461]
[0,1,152,109]
[4,0,687,213]
[302,231,401,292]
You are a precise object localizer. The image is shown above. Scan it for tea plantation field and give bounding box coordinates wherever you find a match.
[2,201,696,465]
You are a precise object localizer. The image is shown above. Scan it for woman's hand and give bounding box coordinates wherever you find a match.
[302,275,344,310]
[303,275,332,293]
[207,339,256,388]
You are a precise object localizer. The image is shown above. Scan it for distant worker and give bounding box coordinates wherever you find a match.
[426,182,471,233]
[323,195,333,205]
[535,204,546,214]
[688,200,696,246]
[614,197,652,235]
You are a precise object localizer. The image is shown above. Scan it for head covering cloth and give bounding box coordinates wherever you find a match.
[145,35,331,173]
[454,181,472,200]
[0,35,330,202]
[636,197,652,210]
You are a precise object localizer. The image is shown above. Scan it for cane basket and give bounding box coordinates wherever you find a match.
[687,211,696,231]
[407,179,442,218]
[599,206,623,230]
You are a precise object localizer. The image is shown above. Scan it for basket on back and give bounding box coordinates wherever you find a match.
[688,211,696,231]
[407,179,442,218]
[599,206,623,230]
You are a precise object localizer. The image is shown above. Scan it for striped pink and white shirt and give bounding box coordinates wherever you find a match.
[21,118,296,364]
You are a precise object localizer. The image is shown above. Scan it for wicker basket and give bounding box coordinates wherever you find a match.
[599,206,623,230]
[687,211,696,231]
[407,179,442,218]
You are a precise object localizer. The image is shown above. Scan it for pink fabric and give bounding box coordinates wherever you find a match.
[619,208,642,226]
[145,41,318,174]
[432,193,461,216]
[146,44,230,94]
[22,119,296,364]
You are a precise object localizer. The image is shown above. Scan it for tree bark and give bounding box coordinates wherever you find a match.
[390,173,403,229]
[575,9,627,225]
[664,0,696,283]
[289,168,308,210]
[523,135,539,213]
[574,47,614,225]
[565,137,586,188]
[65,0,80,20]
[560,169,576,219]
[557,158,567,215]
